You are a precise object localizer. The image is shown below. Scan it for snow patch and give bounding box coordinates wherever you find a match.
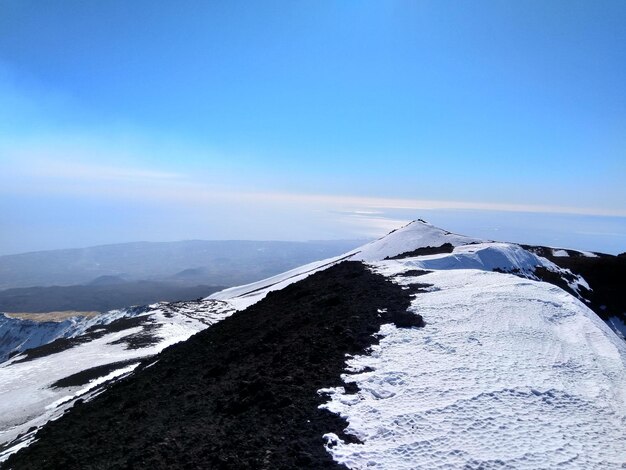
[552,249,569,257]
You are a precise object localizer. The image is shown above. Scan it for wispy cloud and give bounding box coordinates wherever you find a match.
[3,156,626,218]
[240,192,626,218]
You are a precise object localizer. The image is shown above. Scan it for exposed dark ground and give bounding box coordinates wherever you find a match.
[50,359,145,388]
[385,243,454,260]
[523,245,626,326]
[4,261,423,470]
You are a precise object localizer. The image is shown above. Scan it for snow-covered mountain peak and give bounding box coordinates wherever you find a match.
[207,221,587,311]
[351,219,483,262]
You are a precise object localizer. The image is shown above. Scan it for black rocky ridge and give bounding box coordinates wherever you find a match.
[521,245,626,329]
[384,242,454,260]
[3,261,424,470]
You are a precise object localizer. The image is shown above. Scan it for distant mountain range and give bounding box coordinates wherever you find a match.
[0,240,365,313]
[0,239,367,290]
[0,282,224,314]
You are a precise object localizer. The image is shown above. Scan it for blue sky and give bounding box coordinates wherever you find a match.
[1,0,625,254]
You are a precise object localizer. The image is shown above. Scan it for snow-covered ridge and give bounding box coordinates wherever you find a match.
[209,220,484,309]
[0,219,488,457]
[209,220,590,312]
[401,242,544,272]
[552,248,599,258]
[320,245,626,469]
[394,242,590,294]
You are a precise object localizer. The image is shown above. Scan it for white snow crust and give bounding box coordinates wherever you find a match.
[402,242,545,272]
[321,253,626,468]
[551,248,599,258]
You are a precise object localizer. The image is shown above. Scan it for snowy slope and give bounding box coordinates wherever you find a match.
[211,220,626,467]
[208,221,590,312]
[207,253,356,310]
[320,241,626,468]
[0,299,234,457]
[350,219,482,262]
[0,315,86,363]
[208,220,482,309]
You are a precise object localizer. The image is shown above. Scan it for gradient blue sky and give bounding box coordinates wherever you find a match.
[1,1,625,254]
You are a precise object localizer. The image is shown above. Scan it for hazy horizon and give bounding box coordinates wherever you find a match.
[1,212,625,257]
[2,1,625,256]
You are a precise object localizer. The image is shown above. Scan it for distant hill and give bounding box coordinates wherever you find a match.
[0,282,224,313]
[0,240,367,290]
[87,275,128,286]
[171,268,208,279]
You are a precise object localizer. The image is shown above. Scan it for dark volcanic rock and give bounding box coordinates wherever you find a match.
[4,261,422,470]
[50,359,145,388]
[520,245,626,334]
[385,243,454,260]
[396,269,432,277]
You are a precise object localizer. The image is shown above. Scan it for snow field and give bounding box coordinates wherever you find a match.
[321,268,626,469]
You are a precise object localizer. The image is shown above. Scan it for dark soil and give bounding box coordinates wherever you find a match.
[4,261,422,470]
[385,243,454,260]
[521,245,626,327]
[396,269,432,277]
[51,359,145,388]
